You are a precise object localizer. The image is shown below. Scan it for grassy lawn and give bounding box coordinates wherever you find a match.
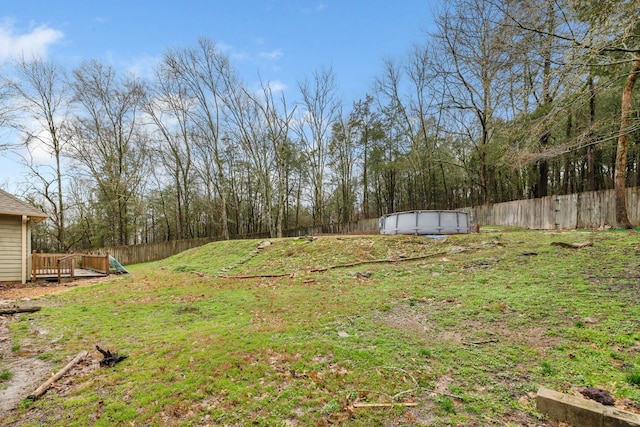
[4,228,640,426]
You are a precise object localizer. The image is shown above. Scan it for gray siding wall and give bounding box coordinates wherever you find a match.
[0,215,22,281]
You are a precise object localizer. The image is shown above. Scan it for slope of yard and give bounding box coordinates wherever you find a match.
[1,229,640,426]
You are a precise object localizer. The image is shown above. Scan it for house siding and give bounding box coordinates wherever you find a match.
[0,215,22,281]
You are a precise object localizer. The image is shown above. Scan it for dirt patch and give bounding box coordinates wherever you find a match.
[0,315,53,415]
[0,276,114,302]
[0,277,111,416]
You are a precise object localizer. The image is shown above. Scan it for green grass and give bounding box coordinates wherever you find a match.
[4,229,640,425]
[0,368,12,381]
[627,369,640,387]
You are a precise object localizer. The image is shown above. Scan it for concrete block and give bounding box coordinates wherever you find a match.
[537,386,604,426]
[537,387,640,427]
[603,407,640,427]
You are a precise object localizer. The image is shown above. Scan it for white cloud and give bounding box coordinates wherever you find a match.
[260,49,284,60]
[0,19,64,62]
[216,42,250,61]
[301,3,327,14]
[245,79,288,99]
[126,54,161,80]
[265,80,287,93]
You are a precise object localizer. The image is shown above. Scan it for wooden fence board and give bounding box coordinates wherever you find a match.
[463,187,639,230]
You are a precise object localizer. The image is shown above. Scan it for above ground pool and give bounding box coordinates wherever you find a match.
[379,210,469,235]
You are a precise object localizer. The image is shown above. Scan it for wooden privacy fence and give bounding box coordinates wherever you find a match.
[31,251,110,282]
[101,218,381,266]
[463,186,640,229]
[97,186,640,268]
[279,218,380,238]
[102,237,219,266]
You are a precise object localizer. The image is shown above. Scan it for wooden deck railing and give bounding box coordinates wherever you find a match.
[57,254,76,283]
[81,253,110,274]
[31,251,110,282]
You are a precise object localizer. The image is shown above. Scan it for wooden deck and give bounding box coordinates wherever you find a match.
[34,268,108,281]
[32,252,111,283]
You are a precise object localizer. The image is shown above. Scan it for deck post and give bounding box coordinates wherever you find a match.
[31,250,37,282]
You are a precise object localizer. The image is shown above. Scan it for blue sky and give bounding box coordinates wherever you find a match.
[0,1,438,193]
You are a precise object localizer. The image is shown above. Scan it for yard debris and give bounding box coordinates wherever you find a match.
[28,350,88,399]
[0,305,41,315]
[218,249,450,279]
[353,271,372,279]
[218,272,295,279]
[519,252,538,257]
[580,387,614,405]
[462,338,500,346]
[351,402,418,408]
[310,250,449,273]
[96,345,128,367]
[551,241,593,249]
[257,240,272,250]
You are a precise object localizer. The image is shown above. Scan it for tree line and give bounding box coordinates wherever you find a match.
[1,0,638,252]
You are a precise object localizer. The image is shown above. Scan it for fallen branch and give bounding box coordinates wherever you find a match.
[310,251,449,273]
[28,350,88,399]
[0,306,41,315]
[217,250,450,279]
[352,402,418,408]
[218,273,295,279]
[551,241,593,249]
[462,338,500,346]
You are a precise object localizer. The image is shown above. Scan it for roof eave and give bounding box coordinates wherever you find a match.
[0,211,49,223]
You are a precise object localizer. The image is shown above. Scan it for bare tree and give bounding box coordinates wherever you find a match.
[243,83,296,237]
[374,43,454,210]
[69,60,147,246]
[328,111,357,223]
[9,56,71,250]
[295,66,341,226]
[145,62,197,240]
[162,38,233,239]
[432,0,516,204]
[0,70,14,152]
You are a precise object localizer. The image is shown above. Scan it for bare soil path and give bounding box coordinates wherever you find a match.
[0,278,111,416]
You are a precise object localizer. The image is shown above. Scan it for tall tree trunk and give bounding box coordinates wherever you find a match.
[55,147,65,251]
[535,0,554,199]
[586,76,596,192]
[636,150,640,187]
[362,139,368,219]
[536,132,549,198]
[614,52,639,229]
